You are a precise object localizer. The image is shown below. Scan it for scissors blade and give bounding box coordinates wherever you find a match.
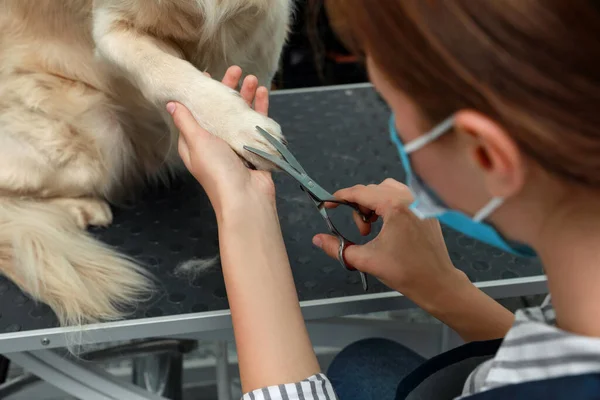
[359,273,368,291]
[243,145,303,177]
[246,138,370,292]
[244,145,336,202]
[254,126,307,175]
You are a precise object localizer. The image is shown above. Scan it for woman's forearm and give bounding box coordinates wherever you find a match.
[410,270,514,342]
[217,195,320,393]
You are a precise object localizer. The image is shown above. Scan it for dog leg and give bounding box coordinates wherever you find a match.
[92,8,285,171]
[0,197,154,326]
[0,86,153,326]
[48,198,113,229]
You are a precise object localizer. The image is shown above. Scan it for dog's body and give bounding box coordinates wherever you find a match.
[0,0,291,325]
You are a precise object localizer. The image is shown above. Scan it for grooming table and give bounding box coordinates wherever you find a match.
[0,84,547,399]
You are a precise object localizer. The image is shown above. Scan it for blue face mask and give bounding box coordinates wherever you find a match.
[389,115,536,257]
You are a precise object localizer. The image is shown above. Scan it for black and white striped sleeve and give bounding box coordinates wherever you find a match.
[241,373,337,400]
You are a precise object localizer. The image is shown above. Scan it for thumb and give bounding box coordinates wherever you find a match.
[312,234,368,271]
[167,102,211,147]
[177,135,191,170]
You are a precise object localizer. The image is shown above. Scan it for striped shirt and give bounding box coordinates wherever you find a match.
[242,373,336,400]
[242,295,600,400]
[460,295,600,397]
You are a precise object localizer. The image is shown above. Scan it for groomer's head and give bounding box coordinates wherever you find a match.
[326,0,600,245]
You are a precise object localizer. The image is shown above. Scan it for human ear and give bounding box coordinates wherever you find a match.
[454,110,526,198]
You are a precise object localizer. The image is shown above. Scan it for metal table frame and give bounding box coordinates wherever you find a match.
[0,275,547,354]
[1,277,547,400]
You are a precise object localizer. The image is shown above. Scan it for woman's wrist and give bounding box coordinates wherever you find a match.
[409,268,471,314]
[406,268,514,341]
[399,266,470,315]
[214,188,277,225]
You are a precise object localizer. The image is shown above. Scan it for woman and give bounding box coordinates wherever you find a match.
[167,1,600,399]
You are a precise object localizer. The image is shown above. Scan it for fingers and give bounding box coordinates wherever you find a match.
[240,75,258,106]
[222,66,242,89]
[255,86,269,116]
[312,234,368,271]
[381,178,414,202]
[313,234,343,262]
[323,202,341,210]
[240,76,269,115]
[353,211,372,236]
[359,205,378,221]
[333,180,413,215]
[322,201,377,234]
[218,65,270,115]
[167,102,210,150]
[333,185,382,213]
[324,201,376,227]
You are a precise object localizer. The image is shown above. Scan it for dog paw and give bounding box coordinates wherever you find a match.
[50,198,113,229]
[184,81,286,171]
[219,106,285,171]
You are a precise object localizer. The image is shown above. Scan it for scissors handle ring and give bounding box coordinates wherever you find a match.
[338,238,369,291]
[325,199,374,223]
[337,237,354,271]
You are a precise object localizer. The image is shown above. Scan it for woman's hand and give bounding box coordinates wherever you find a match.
[167,66,275,216]
[313,178,514,341]
[314,178,463,299]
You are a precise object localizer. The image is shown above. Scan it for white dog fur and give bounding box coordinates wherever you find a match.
[0,0,292,326]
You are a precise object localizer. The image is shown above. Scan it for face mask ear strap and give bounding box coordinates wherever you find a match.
[404,115,455,154]
[473,197,504,222]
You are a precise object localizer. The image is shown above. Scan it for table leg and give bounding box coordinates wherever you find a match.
[215,341,232,400]
[132,351,183,400]
[6,350,167,400]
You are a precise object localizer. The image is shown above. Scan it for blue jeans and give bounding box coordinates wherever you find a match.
[327,338,426,400]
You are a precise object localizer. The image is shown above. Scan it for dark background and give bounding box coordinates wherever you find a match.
[274,0,368,90]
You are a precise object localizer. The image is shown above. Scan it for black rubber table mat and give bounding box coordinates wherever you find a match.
[0,86,543,334]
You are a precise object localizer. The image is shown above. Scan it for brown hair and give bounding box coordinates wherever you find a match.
[324,0,600,185]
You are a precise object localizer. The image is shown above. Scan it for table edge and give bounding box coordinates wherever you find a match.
[0,276,547,354]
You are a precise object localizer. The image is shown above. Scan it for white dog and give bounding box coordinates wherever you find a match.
[0,0,292,326]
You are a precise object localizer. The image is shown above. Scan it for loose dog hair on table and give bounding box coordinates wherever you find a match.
[0,0,292,327]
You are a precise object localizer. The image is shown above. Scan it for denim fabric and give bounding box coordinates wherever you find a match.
[327,338,426,400]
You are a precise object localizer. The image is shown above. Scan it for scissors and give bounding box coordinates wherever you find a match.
[244,126,373,291]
